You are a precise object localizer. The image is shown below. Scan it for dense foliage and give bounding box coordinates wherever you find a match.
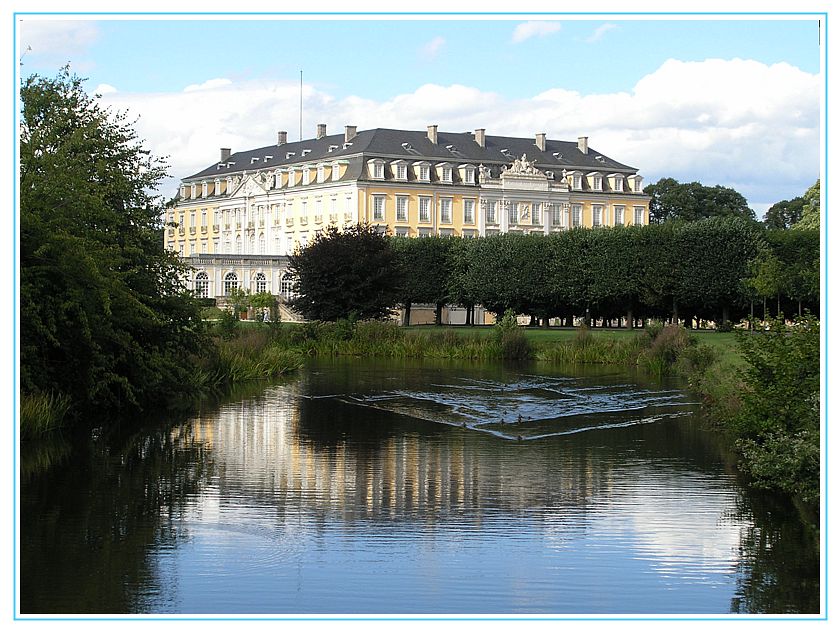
[20,68,206,420]
[733,316,820,505]
[644,177,757,224]
[287,224,400,321]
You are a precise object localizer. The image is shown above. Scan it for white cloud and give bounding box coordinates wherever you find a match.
[511,21,562,44]
[98,58,819,207]
[94,83,117,95]
[419,36,445,59]
[586,23,618,43]
[184,78,233,93]
[18,20,99,61]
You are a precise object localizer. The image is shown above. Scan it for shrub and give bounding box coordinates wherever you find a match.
[20,392,72,439]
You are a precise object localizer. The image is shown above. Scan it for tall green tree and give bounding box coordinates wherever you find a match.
[287,224,400,321]
[645,177,756,224]
[20,68,205,417]
[793,180,820,230]
[763,196,805,230]
[392,235,452,326]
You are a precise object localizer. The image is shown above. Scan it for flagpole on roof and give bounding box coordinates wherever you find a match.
[299,70,303,141]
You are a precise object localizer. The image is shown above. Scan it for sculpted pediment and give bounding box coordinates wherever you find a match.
[230,173,270,198]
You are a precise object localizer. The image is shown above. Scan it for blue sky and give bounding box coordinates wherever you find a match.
[15,14,824,214]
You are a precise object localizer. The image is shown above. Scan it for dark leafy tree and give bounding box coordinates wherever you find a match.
[20,68,205,418]
[763,196,805,230]
[287,224,400,321]
[645,177,756,224]
[793,180,820,230]
[392,235,453,325]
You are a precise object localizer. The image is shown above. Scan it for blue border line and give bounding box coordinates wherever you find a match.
[12,10,829,622]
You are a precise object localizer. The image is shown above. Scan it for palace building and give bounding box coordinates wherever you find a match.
[166,124,650,309]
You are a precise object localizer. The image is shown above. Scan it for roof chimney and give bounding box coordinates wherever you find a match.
[578,136,589,155]
[316,123,327,139]
[427,124,438,145]
[535,132,546,152]
[220,147,231,162]
[277,131,287,146]
[474,128,486,148]
[344,125,357,143]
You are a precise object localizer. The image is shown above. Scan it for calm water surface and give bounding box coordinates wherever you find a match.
[20,358,819,615]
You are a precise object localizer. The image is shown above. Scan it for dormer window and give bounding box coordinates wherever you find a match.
[414,162,431,182]
[391,160,408,181]
[331,162,342,182]
[302,167,311,186]
[317,164,326,183]
[286,152,295,159]
[328,144,339,152]
[589,173,603,191]
[264,155,273,162]
[302,149,311,156]
[459,164,475,185]
[437,164,453,183]
[568,171,583,190]
[343,142,353,149]
[630,175,643,193]
[368,159,385,180]
[609,174,624,192]
[251,157,259,164]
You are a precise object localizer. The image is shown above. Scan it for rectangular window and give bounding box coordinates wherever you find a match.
[633,178,641,193]
[395,227,409,237]
[613,175,623,192]
[441,166,452,183]
[419,165,430,181]
[593,175,602,191]
[213,238,219,252]
[486,201,497,224]
[551,205,562,227]
[463,199,475,224]
[419,197,431,223]
[317,165,325,182]
[372,163,384,179]
[332,164,341,181]
[396,196,408,222]
[373,195,386,221]
[532,203,542,225]
[573,175,582,190]
[396,164,407,180]
[508,203,518,225]
[614,205,625,225]
[440,198,452,224]
[200,240,207,253]
[593,205,603,227]
[302,168,311,186]
[634,206,645,225]
[572,204,582,227]
[301,200,308,218]
[201,209,207,226]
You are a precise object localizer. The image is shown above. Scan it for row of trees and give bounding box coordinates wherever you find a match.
[288,219,819,327]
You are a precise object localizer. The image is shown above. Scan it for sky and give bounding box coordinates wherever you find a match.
[14,11,824,217]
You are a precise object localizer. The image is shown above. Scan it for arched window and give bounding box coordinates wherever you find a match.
[224,272,239,295]
[195,271,209,298]
[280,272,295,299]
[255,272,267,294]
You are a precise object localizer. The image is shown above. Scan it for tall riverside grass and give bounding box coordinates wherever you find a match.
[536,326,647,365]
[20,392,72,439]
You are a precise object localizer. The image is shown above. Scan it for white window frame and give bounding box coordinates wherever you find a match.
[486,201,497,224]
[463,199,475,224]
[440,198,453,224]
[224,272,239,295]
[593,205,603,227]
[572,204,583,227]
[332,162,342,182]
[396,196,408,222]
[634,206,645,226]
[532,203,542,225]
[415,162,431,182]
[373,195,386,221]
[614,205,625,226]
[508,202,518,226]
[419,197,431,223]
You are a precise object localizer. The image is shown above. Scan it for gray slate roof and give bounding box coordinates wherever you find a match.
[184,128,636,182]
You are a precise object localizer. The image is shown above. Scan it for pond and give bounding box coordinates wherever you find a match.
[20,358,819,615]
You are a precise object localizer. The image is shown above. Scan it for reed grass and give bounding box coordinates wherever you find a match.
[20,391,72,439]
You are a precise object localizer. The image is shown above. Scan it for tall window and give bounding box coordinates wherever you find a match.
[255,272,267,293]
[613,175,623,192]
[614,205,625,225]
[551,205,562,227]
[235,235,242,254]
[259,234,265,254]
[508,203,518,225]
[418,165,430,182]
[317,165,325,182]
[463,199,475,224]
[280,273,294,298]
[224,272,239,295]
[371,162,384,179]
[419,197,431,223]
[532,203,542,225]
[373,195,386,221]
[441,166,452,183]
[572,204,582,227]
[634,206,645,225]
[396,196,408,222]
[195,272,209,298]
[572,174,582,190]
[396,164,407,180]
[486,201,497,224]
[302,168,311,186]
[593,175,602,191]
[593,205,603,227]
[201,209,207,227]
[440,198,452,223]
